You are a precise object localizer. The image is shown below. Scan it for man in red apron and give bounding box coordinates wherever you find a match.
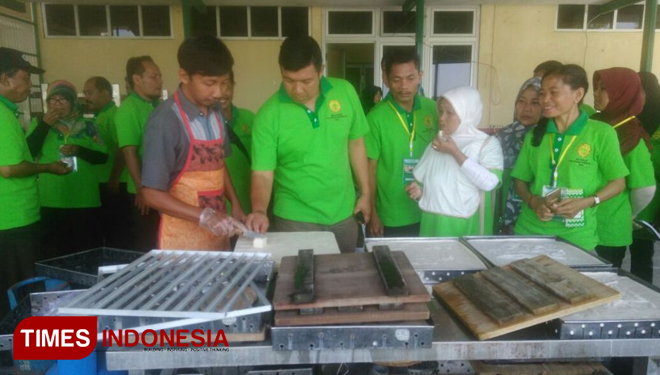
[141,36,245,250]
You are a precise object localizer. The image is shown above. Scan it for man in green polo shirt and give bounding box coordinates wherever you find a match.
[116,56,163,251]
[84,76,129,248]
[246,36,371,253]
[219,71,253,217]
[0,48,70,315]
[365,49,438,237]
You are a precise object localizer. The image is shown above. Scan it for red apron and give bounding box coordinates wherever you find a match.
[158,92,230,250]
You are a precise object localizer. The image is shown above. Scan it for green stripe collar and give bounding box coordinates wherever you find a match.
[0,94,19,117]
[547,110,588,135]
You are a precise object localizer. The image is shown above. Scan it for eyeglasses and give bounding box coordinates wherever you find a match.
[47,98,68,105]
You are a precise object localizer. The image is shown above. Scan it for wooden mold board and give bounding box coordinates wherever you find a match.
[274,252,430,311]
[274,302,430,326]
[433,255,620,340]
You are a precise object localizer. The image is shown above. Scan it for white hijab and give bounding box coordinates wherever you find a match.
[413,86,503,218]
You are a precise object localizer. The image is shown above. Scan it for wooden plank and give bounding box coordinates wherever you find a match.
[434,255,620,340]
[453,274,523,325]
[275,302,429,326]
[510,257,593,304]
[481,267,560,315]
[291,249,315,304]
[372,245,409,296]
[273,252,429,311]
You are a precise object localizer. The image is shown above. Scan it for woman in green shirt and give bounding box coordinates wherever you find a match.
[592,67,655,268]
[27,81,108,257]
[512,64,628,251]
[629,71,660,283]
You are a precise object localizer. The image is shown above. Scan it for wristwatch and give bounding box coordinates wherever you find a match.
[592,195,601,207]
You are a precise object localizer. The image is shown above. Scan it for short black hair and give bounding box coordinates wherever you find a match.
[88,76,112,95]
[534,60,562,76]
[279,36,322,72]
[543,63,589,96]
[178,36,234,77]
[125,56,154,89]
[384,48,420,77]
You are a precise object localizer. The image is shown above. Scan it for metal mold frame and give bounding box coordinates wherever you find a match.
[271,320,434,351]
[59,251,274,320]
[365,237,488,285]
[460,235,612,270]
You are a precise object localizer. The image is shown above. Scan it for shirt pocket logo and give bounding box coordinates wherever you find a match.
[329,99,342,113]
[576,143,591,158]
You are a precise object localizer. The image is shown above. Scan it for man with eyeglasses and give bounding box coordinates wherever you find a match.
[0,48,70,315]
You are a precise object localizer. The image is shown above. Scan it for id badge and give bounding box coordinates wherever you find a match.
[403,158,419,183]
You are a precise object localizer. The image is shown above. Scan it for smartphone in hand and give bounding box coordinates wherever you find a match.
[545,188,561,206]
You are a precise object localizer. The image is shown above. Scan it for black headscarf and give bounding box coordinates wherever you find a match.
[638,71,660,137]
[360,85,382,114]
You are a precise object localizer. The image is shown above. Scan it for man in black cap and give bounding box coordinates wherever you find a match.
[0,47,70,315]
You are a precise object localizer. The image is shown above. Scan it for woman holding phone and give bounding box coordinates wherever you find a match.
[511,64,628,251]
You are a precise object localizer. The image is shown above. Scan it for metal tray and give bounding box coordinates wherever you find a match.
[461,236,610,269]
[271,319,434,351]
[554,270,660,340]
[59,250,274,320]
[365,238,487,284]
[35,247,144,287]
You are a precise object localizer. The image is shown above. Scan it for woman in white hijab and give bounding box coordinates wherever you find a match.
[407,86,503,236]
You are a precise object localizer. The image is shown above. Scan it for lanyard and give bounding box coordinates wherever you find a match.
[549,135,578,188]
[388,101,416,158]
[612,115,636,129]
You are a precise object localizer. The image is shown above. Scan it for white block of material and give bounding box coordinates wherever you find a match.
[253,236,267,248]
[235,231,340,270]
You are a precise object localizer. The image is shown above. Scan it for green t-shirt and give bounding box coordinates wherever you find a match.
[28,118,108,208]
[636,137,660,223]
[93,102,127,184]
[252,77,369,225]
[115,92,158,193]
[225,105,255,213]
[365,94,438,227]
[0,96,40,230]
[511,112,629,250]
[597,140,655,246]
[419,171,502,237]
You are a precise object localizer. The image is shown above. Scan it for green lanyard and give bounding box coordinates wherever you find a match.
[388,101,416,158]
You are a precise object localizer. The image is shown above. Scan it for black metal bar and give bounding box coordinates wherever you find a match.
[372,245,409,296]
[291,249,315,304]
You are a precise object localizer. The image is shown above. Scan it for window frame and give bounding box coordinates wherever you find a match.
[325,8,376,38]
[555,3,647,32]
[322,5,479,99]
[213,6,310,40]
[380,7,416,37]
[42,3,173,39]
[430,7,478,37]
